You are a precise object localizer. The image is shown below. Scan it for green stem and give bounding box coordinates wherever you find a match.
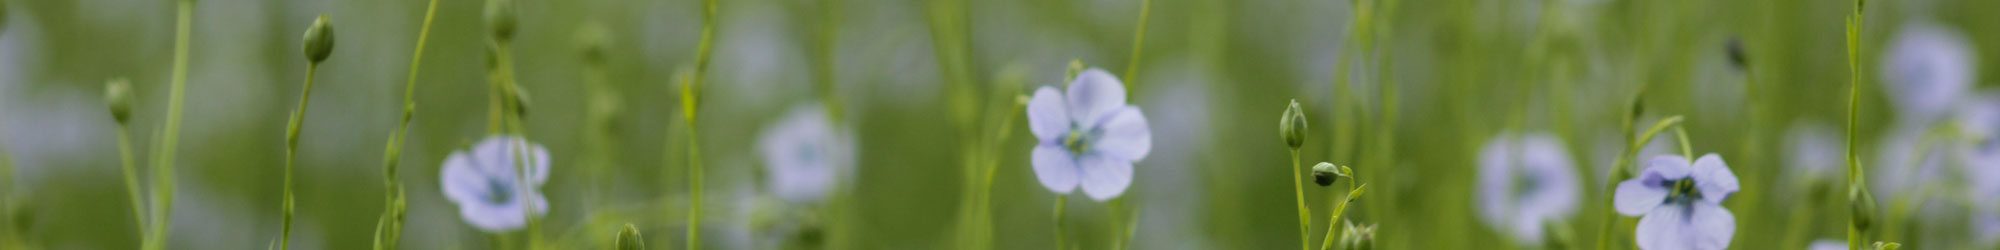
[142,2,194,249]
[1318,181,1359,250]
[1674,126,1692,158]
[1290,149,1310,250]
[280,63,321,250]
[1844,0,1865,248]
[372,0,438,248]
[1779,193,1815,249]
[686,0,716,249]
[1594,116,1683,250]
[1121,0,1151,89]
[1053,194,1067,250]
[116,125,144,238]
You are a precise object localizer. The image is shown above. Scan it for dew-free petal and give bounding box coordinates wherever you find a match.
[441,152,487,205]
[1092,106,1151,161]
[1614,178,1668,216]
[1028,87,1071,142]
[1688,202,1736,250]
[1078,153,1134,201]
[1066,68,1127,124]
[1691,154,1738,204]
[1032,144,1080,194]
[1644,155,1691,180]
[1634,204,1691,250]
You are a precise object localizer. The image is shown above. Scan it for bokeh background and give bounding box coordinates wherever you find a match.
[0,0,1997,249]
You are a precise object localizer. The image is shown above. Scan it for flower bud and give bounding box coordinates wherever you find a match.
[575,23,609,67]
[615,223,644,250]
[104,79,134,125]
[484,0,517,42]
[1342,221,1375,250]
[1724,36,1747,71]
[1850,186,1876,232]
[1280,99,1307,149]
[1312,162,1338,186]
[301,15,335,63]
[1065,59,1085,82]
[1874,241,1901,250]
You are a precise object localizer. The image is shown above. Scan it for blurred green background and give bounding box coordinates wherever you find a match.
[0,0,1996,249]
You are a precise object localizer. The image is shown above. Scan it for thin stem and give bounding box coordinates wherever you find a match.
[1052,194,1068,250]
[1674,125,1692,158]
[142,2,194,249]
[1121,0,1151,89]
[371,0,438,248]
[686,0,717,249]
[116,125,144,237]
[1290,149,1310,250]
[1595,115,1683,250]
[1844,0,1865,248]
[280,63,321,250]
[1318,180,1358,250]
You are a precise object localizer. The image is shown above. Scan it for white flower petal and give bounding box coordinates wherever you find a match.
[1692,154,1738,204]
[1614,178,1667,216]
[1635,205,1691,250]
[1688,201,1737,250]
[1066,68,1127,124]
[1028,87,1072,142]
[1078,153,1135,201]
[1032,144,1080,194]
[440,151,486,205]
[1644,155,1692,180]
[461,199,525,232]
[1091,106,1151,161]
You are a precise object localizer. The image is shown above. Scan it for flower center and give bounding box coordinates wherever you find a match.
[1668,178,1701,203]
[1064,129,1090,154]
[484,178,515,204]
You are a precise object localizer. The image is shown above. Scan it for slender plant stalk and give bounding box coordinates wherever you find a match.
[280,63,321,250]
[1121,0,1151,88]
[1843,0,1865,249]
[1290,149,1310,250]
[685,0,717,248]
[116,125,144,237]
[1319,182,1363,250]
[1052,194,1068,250]
[141,2,194,249]
[371,1,439,249]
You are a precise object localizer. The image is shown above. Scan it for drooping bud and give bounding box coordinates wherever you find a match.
[1312,162,1344,186]
[105,79,134,125]
[1280,99,1307,149]
[615,223,644,250]
[1724,36,1747,71]
[301,14,335,63]
[1850,185,1877,232]
[484,0,517,42]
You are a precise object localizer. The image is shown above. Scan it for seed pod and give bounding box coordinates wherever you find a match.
[484,0,516,42]
[104,79,134,125]
[1312,162,1339,186]
[1280,99,1308,149]
[301,15,335,63]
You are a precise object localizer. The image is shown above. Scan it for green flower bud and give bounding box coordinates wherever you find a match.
[1312,162,1338,186]
[1724,36,1747,71]
[1280,99,1308,149]
[104,79,134,125]
[615,223,644,250]
[1065,59,1085,82]
[575,23,609,66]
[1850,186,1876,232]
[484,0,516,42]
[301,14,335,63]
[1342,221,1375,250]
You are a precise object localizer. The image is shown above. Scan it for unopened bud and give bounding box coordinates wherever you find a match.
[1343,221,1376,250]
[1280,99,1307,149]
[615,223,644,250]
[1850,185,1877,232]
[485,0,517,42]
[1312,162,1345,186]
[1065,59,1085,82]
[1724,36,1747,71]
[301,15,335,63]
[575,23,609,66]
[105,79,134,125]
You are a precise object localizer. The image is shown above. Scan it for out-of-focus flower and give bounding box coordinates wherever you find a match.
[1784,121,1843,181]
[440,135,551,232]
[1880,21,1977,121]
[1955,94,2000,244]
[1475,132,1582,245]
[1026,68,1152,201]
[1809,240,1846,250]
[1614,154,1739,250]
[757,103,855,204]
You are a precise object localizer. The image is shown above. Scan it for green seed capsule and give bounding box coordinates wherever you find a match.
[485,0,516,42]
[1311,162,1339,186]
[301,15,335,63]
[104,79,134,125]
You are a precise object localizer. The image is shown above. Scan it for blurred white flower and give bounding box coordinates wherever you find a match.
[757,103,856,204]
[1808,240,1846,250]
[1475,132,1582,245]
[440,135,551,232]
[1954,93,2000,243]
[1615,154,1739,250]
[1783,121,1843,181]
[1026,68,1152,201]
[1880,21,1977,121]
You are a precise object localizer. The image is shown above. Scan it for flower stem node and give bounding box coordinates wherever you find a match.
[105,79,134,125]
[1311,162,1346,186]
[301,15,335,64]
[484,0,516,42]
[1280,99,1307,149]
[1850,186,1876,232]
[615,223,644,250]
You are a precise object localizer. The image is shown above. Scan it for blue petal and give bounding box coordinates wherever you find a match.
[1634,204,1691,250]
[1027,86,1071,142]
[1066,68,1127,125]
[460,195,527,232]
[1691,154,1739,204]
[1644,155,1692,180]
[1032,144,1081,194]
[472,135,552,186]
[1687,202,1737,250]
[1091,106,1151,161]
[440,151,487,206]
[1614,177,1668,216]
[1078,153,1135,201]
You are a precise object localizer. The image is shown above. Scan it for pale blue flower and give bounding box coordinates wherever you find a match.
[1808,240,1846,250]
[1954,94,2000,243]
[440,135,551,232]
[1615,154,1739,250]
[1881,21,1977,121]
[757,103,856,204]
[1026,68,1152,201]
[1784,121,1843,181]
[1476,132,1581,245]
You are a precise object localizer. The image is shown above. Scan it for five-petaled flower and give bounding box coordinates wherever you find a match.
[758,103,856,204]
[1615,154,1739,250]
[1026,68,1152,201]
[1476,132,1581,245]
[441,135,552,232]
